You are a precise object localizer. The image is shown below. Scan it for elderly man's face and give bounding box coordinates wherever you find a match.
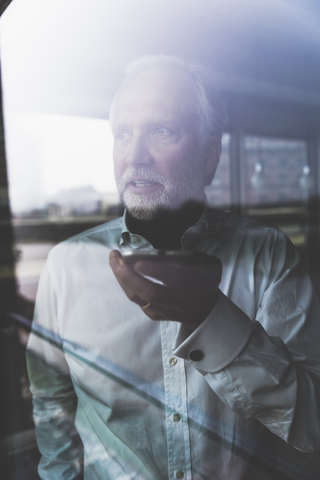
[112,68,206,220]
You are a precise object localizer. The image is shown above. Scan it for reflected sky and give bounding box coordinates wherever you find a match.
[4,112,116,212]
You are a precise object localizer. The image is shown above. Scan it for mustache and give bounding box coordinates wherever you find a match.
[116,168,169,192]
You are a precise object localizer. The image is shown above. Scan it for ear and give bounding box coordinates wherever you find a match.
[203,138,222,183]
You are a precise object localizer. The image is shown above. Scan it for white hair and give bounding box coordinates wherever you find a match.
[109,55,226,186]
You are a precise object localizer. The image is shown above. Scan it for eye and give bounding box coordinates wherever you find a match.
[152,126,177,144]
[156,127,167,135]
[116,130,130,142]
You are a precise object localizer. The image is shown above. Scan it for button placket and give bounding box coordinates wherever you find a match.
[160,321,192,480]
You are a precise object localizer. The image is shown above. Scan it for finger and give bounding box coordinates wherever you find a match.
[133,255,221,293]
[110,250,201,311]
[110,250,175,307]
[142,307,165,321]
[133,259,189,287]
[141,300,192,322]
[110,250,154,305]
[134,251,221,275]
[110,251,218,317]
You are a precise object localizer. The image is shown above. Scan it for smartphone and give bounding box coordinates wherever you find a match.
[121,249,196,286]
[121,249,195,263]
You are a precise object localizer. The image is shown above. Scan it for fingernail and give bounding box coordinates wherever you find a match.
[110,250,124,265]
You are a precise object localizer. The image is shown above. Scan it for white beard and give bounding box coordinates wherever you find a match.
[115,162,203,221]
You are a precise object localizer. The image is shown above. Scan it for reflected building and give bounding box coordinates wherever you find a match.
[206,135,308,209]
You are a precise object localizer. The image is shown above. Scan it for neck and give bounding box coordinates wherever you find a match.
[126,199,205,250]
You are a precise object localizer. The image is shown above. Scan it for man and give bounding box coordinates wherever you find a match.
[27,55,320,480]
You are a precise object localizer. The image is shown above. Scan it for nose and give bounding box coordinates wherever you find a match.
[125,134,153,166]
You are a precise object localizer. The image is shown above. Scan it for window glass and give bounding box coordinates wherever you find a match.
[243,136,308,206]
[205,133,230,208]
[5,113,119,303]
[243,136,310,260]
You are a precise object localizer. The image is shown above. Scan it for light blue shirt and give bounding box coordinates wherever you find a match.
[27,207,320,480]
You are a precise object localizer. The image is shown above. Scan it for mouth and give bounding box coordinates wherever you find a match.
[130,180,158,188]
[125,178,163,194]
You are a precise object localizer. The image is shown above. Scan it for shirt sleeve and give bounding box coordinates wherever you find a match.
[173,235,320,453]
[27,257,84,480]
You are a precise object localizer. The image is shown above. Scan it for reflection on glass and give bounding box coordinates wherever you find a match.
[299,165,314,192]
[5,115,121,304]
[205,133,230,208]
[244,137,307,206]
[250,161,267,189]
[5,114,118,220]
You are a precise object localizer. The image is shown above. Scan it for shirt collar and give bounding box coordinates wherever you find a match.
[119,197,224,249]
[119,211,153,249]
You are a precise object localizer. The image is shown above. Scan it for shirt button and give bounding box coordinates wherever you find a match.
[176,471,184,479]
[189,350,204,361]
[173,413,181,422]
[169,357,177,366]
[132,236,140,243]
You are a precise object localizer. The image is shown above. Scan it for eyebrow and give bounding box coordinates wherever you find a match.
[113,116,182,132]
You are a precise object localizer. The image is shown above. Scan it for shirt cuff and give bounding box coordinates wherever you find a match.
[172,290,253,373]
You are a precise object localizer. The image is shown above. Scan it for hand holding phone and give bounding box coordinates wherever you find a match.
[121,249,198,286]
[109,248,222,331]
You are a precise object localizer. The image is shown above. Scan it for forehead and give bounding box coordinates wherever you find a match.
[112,68,199,127]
